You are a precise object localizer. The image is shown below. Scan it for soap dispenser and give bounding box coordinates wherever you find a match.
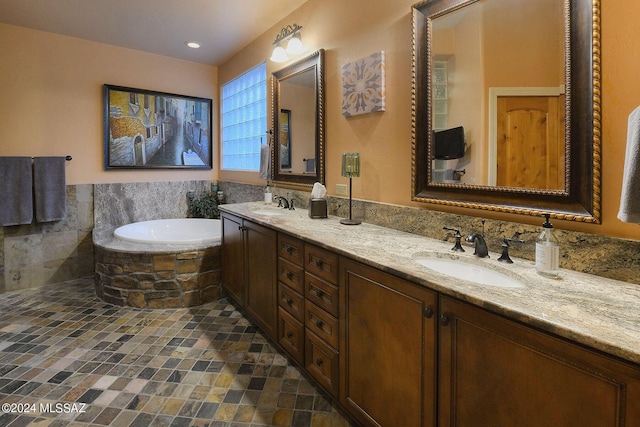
[535,214,560,278]
[264,183,272,204]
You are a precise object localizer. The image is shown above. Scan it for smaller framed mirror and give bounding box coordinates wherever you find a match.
[272,49,325,189]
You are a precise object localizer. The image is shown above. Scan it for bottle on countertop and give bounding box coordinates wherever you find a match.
[535,213,560,278]
[264,184,272,204]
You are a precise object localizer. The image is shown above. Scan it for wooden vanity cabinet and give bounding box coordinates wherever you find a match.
[340,257,438,427]
[438,296,640,427]
[220,212,277,338]
[221,212,245,304]
[304,243,341,398]
[223,211,640,427]
[277,234,306,365]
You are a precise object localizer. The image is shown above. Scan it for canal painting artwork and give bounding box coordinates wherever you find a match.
[104,85,212,169]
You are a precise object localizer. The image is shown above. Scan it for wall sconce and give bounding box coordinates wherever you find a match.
[270,23,305,63]
[341,152,361,225]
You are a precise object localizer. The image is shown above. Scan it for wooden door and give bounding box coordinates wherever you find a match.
[438,296,640,427]
[340,258,437,427]
[496,95,565,190]
[221,213,245,306]
[244,220,277,338]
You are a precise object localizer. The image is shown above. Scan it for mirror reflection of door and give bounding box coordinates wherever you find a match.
[496,95,565,190]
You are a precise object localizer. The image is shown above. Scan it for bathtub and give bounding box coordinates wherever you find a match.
[113,218,221,245]
[94,218,222,309]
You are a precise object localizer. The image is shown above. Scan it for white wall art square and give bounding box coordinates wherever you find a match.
[341,51,386,117]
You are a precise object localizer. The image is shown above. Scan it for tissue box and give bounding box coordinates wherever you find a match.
[308,198,327,219]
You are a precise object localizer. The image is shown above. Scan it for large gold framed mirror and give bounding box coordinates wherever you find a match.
[411,0,601,222]
[272,49,325,189]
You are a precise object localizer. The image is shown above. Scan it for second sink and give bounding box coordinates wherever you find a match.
[414,256,525,288]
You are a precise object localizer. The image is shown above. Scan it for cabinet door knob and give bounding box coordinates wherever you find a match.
[439,313,450,326]
[315,320,324,328]
[287,331,293,338]
[316,358,323,366]
[423,306,434,319]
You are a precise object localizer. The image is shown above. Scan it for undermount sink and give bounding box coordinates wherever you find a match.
[414,256,525,288]
[251,208,283,216]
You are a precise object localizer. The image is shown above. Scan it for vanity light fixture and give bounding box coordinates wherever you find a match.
[185,41,201,49]
[340,152,361,225]
[270,24,304,62]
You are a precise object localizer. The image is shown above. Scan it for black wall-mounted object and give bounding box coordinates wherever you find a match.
[434,126,465,160]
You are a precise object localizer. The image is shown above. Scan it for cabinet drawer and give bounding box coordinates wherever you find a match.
[306,330,339,398]
[278,258,304,293]
[278,284,304,322]
[279,234,304,266]
[278,308,304,365]
[305,244,338,284]
[305,273,339,318]
[305,302,339,349]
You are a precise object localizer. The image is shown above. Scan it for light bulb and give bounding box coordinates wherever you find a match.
[270,45,288,62]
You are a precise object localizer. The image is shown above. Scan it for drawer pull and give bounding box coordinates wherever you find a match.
[315,289,324,298]
[286,271,293,280]
[286,246,294,254]
[423,307,434,319]
[315,259,323,267]
[316,358,324,366]
[286,298,294,306]
[287,331,294,338]
[440,313,450,326]
[315,320,324,328]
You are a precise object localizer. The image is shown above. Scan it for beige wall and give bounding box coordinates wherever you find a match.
[0,23,217,185]
[219,0,640,241]
[1,0,639,241]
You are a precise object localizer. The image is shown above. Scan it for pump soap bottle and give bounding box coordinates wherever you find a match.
[535,214,560,278]
[264,183,272,204]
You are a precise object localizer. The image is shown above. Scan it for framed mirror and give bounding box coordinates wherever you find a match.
[411,0,601,223]
[272,49,325,189]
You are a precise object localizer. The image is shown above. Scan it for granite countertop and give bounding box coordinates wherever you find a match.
[220,201,640,366]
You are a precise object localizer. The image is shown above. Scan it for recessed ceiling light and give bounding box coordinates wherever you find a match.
[185,41,201,49]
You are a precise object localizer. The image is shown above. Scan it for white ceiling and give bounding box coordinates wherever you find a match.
[0,0,308,66]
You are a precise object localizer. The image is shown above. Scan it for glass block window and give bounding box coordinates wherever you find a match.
[433,61,448,130]
[221,62,267,170]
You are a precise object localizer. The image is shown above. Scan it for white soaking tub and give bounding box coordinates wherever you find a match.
[113,218,221,245]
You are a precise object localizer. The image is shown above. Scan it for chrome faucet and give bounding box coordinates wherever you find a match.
[465,232,489,258]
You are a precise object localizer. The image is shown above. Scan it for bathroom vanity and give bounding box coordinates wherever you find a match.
[220,202,640,427]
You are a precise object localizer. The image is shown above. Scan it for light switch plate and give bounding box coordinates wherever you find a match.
[336,184,347,196]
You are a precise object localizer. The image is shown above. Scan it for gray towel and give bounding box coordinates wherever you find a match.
[33,156,67,223]
[618,106,640,223]
[0,157,33,226]
[259,143,271,181]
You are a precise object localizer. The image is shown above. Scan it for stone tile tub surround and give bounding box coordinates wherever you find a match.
[222,201,640,366]
[93,233,221,308]
[219,181,640,285]
[94,180,215,228]
[93,181,223,308]
[0,184,94,293]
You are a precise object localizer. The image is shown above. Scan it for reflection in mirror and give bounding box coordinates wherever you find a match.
[411,0,601,222]
[272,49,325,188]
[430,0,565,190]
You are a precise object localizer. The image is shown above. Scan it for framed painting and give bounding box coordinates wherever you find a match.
[104,84,212,169]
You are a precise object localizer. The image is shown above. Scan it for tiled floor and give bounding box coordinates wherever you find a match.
[0,278,352,426]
